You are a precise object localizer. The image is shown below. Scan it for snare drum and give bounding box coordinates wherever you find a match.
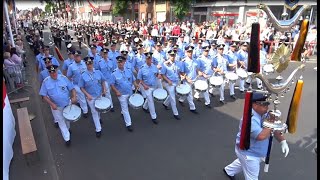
[128,93,144,109]
[225,72,239,83]
[63,104,82,122]
[95,97,111,113]
[194,80,208,92]
[175,83,191,97]
[236,68,248,80]
[263,64,274,74]
[209,76,224,87]
[153,88,168,102]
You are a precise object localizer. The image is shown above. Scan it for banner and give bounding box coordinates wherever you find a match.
[3,79,16,180]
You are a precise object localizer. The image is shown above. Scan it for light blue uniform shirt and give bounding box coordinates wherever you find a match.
[125,56,135,73]
[235,109,269,157]
[108,50,120,63]
[62,58,74,72]
[110,68,136,95]
[90,53,101,69]
[238,49,248,67]
[87,46,102,57]
[39,69,62,83]
[152,50,167,66]
[197,55,213,76]
[209,49,217,59]
[143,40,155,52]
[177,49,185,60]
[160,61,185,84]
[193,46,202,59]
[260,50,267,66]
[66,60,87,85]
[35,53,45,65]
[97,58,117,82]
[212,54,229,72]
[78,69,106,98]
[183,57,201,81]
[133,53,146,71]
[137,64,158,88]
[39,74,74,108]
[38,56,60,71]
[227,50,239,71]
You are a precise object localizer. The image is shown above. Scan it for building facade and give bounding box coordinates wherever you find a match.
[191,0,317,26]
[138,0,171,23]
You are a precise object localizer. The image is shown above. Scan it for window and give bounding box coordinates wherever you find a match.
[156,0,165,4]
[141,0,145,3]
[147,13,152,19]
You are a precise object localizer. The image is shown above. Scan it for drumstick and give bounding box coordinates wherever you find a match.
[134,81,142,94]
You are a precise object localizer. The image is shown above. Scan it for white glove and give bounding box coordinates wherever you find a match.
[280,140,289,157]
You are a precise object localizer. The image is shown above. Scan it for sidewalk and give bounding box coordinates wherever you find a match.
[8,32,59,180]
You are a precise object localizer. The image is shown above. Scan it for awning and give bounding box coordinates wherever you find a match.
[99,5,112,12]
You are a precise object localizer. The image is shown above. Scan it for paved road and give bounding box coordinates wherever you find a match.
[9,26,317,180]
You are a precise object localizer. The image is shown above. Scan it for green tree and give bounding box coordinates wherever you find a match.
[112,0,129,16]
[171,0,193,21]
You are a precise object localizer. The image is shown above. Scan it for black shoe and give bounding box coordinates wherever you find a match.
[54,122,59,128]
[65,140,71,147]
[100,119,103,124]
[127,125,134,132]
[220,100,226,104]
[173,115,181,120]
[230,95,237,100]
[190,109,199,114]
[245,82,250,85]
[210,93,215,97]
[110,108,114,112]
[162,103,169,110]
[96,131,102,138]
[143,108,149,113]
[179,101,185,106]
[83,113,88,118]
[223,168,235,180]
[205,104,212,109]
[152,119,158,124]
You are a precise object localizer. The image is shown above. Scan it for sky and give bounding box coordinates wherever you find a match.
[15,0,46,10]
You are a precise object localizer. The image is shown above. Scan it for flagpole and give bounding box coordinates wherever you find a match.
[12,0,18,35]
[4,0,15,47]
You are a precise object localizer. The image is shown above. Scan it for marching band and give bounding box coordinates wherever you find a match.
[34,21,274,145]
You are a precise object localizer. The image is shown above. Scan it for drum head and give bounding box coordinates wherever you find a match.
[194,80,208,91]
[225,72,239,81]
[95,97,111,109]
[236,69,248,78]
[153,88,168,100]
[129,93,144,107]
[210,76,223,86]
[63,104,81,122]
[176,84,191,95]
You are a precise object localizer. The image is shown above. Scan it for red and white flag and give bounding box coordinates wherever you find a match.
[3,79,16,180]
